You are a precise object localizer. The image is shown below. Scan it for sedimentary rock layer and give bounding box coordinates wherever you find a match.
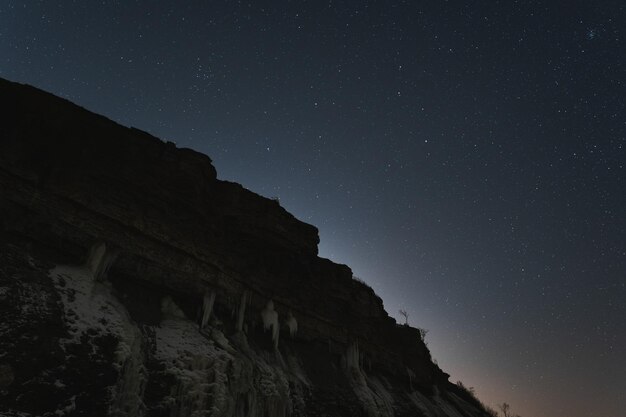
[0,77,490,417]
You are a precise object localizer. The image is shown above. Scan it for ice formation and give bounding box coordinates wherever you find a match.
[200,290,216,328]
[155,318,232,416]
[155,316,295,417]
[85,242,117,280]
[406,367,416,391]
[285,312,298,338]
[36,260,482,417]
[345,341,361,371]
[110,326,147,417]
[44,260,410,417]
[236,291,248,332]
[261,300,280,349]
[343,341,394,417]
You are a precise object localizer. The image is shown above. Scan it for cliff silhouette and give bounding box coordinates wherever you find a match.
[0,77,491,417]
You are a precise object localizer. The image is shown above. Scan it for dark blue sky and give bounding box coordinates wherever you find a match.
[2,1,624,416]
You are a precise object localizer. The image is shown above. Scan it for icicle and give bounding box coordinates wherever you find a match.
[286,312,298,337]
[236,291,248,332]
[86,242,106,274]
[201,291,216,329]
[406,367,415,391]
[85,242,117,280]
[346,340,360,371]
[261,300,280,349]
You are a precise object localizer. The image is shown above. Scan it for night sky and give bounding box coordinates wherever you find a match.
[2,1,625,416]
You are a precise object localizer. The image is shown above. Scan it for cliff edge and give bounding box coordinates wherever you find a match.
[0,77,490,417]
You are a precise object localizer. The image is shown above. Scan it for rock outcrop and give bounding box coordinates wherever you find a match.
[0,77,490,417]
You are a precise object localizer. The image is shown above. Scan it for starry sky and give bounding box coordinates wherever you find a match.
[2,1,624,416]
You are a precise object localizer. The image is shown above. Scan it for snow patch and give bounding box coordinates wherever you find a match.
[49,264,145,415]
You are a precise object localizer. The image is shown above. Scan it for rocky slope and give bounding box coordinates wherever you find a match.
[0,77,491,417]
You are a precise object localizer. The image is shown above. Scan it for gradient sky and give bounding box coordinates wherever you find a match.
[2,2,625,416]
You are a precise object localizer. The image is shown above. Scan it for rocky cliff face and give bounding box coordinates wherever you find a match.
[0,77,490,417]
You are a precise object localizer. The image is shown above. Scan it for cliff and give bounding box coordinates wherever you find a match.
[0,77,490,417]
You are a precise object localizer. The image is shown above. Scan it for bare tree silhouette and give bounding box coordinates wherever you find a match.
[499,402,521,417]
[399,309,409,325]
